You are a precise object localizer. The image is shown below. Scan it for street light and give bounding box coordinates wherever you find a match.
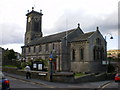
[105,33,113,40]
[105,33,113,73]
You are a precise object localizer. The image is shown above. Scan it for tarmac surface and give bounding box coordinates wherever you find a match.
[3,72,113,89]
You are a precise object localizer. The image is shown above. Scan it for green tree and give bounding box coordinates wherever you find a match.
[3,49,17,65]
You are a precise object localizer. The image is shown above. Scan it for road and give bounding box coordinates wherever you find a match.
[5,74,120,89]
[7,76,47,88]
[6,75,118,89]
[101,81,120,89]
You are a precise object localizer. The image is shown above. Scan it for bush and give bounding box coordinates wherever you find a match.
[107,64,115,73]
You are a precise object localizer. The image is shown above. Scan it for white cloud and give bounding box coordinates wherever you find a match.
[0,23,24,45]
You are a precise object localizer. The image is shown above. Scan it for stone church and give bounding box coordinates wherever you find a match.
[21,8,107,73]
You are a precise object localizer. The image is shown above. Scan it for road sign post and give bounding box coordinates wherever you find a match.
[49,60,53,82]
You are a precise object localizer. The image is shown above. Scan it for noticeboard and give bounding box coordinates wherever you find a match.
[33,63,37,68]
[38,64,42,70]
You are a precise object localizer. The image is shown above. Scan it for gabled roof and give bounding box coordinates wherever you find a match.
[25,29,76,46]
[71,31,95,42]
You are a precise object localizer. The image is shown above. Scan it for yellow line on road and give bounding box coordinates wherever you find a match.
[98,81,113,89]
[101,82,111,89]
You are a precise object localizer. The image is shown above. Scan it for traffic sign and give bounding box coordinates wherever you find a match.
[49,53,53,60]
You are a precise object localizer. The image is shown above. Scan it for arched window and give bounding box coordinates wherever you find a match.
[72,49,75,61]
[39,45,41,52]
[45,44,49,51]
[28,47,30,53]
[24,48,26,54]
[93,47,96,60]
[34,46,36,53]
[80,48,84,60]
[53,43,55,49]
[96,38,101,45]
[93,46,104,61]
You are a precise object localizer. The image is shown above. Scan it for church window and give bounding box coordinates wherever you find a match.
[96,38,101,45]
[23,48,26,54]
[96,49,99,59]
[93,46,104,61]
[28,47,30,53]
[53,43,55,49]
[72,49,75,61]
[93,47,96,60]
[45,44,49,51]
[101,49,103,60]
[39,45,41,52]
[34,46,36,53]
[80,48,84,60]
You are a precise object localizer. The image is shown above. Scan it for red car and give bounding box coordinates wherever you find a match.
[115,73,120,82]
[0,72,10,90]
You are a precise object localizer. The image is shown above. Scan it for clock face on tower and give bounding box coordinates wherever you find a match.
[28,17,31,22]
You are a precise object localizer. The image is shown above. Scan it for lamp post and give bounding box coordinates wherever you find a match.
[105,33,113,73]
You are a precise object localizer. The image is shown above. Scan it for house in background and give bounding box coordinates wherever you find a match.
[107,49,120,59]
[21,8,107,73]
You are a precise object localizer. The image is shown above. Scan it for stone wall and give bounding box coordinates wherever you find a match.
[71,61,106,73]
[3,67,49,81]
[75,73,115,83]
[52,72,75,83]
[3,67,75,83]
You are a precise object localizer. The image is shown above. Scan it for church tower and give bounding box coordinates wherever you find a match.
[25,7,43,45]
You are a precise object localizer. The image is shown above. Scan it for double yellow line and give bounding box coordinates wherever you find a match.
[98,81,113,89]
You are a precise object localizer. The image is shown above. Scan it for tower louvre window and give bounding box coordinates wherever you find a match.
[34,22,39,32]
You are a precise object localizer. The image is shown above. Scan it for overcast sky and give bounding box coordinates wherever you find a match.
[0,0,119,53]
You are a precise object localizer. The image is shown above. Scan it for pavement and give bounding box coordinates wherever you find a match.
[3,72,112,88]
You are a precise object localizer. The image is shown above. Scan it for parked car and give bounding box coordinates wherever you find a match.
[0,72,10,90]
[115,73,120,82]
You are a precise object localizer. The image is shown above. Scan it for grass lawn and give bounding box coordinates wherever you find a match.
[74,73,86,78]
[3,65,17,68]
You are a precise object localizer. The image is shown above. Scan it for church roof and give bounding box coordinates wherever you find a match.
[24,26,95,47]
[25,29,75,46]
[71,31,95,42]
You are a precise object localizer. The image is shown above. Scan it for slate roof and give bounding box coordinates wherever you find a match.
[71,31,95,42]
[25,29,75,46]
[24,28,95,47]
